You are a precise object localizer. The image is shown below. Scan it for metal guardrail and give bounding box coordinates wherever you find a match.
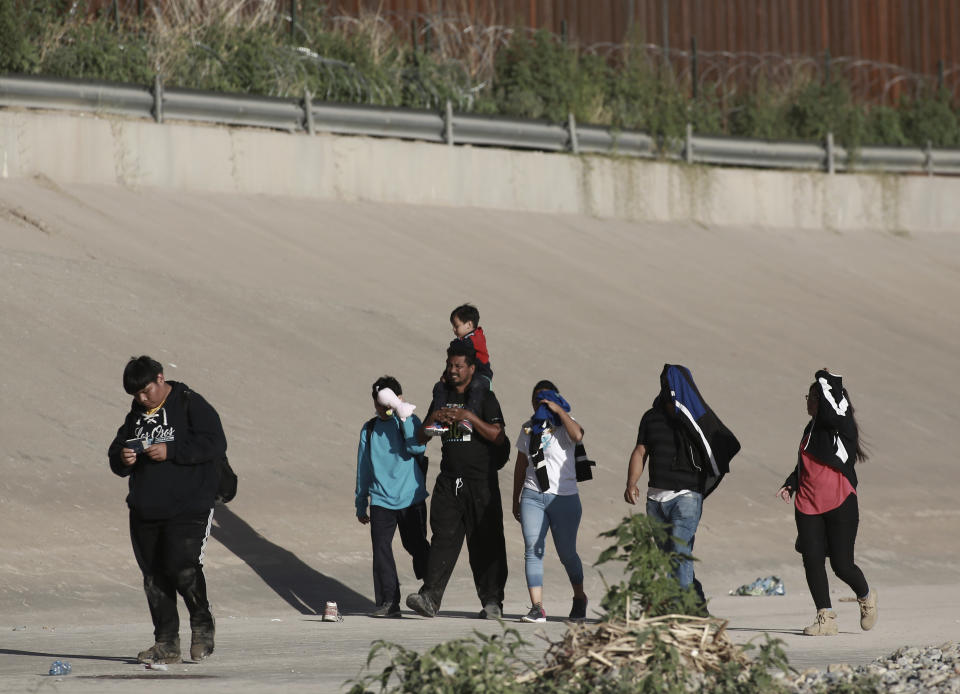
[1,74,958,176]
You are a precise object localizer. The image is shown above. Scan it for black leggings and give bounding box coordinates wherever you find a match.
[795,492,869,609]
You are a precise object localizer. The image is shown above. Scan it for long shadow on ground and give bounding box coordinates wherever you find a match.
[212,505,373,615]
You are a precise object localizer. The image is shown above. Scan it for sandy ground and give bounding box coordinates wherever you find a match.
[1,176,959,691]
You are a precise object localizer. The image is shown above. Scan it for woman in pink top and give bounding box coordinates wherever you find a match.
[777,370,878,636]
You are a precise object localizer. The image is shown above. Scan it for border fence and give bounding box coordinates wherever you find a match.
[73,1,960,109]
[2,73,957,175]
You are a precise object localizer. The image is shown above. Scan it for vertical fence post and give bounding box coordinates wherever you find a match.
[444,100,454,146]
[685,123,693,164]
[826,132,835,174]
[824,48,831,84]
[290,0,297,40]
[925,140,934,176]
[152,74,164,124]
[560,20,568,44]
[137,0,143,19]
[691,36,698,100]
[411,19,419,52]
[937,60,945,92]
[661,0,670,71]
[303,89,314,135]
[112,0,120,28]
[567,113,579,154]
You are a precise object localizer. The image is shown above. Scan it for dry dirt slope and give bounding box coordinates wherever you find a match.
[1,175,958,624]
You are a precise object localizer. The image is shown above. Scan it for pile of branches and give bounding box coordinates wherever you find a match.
[518,610,749,688]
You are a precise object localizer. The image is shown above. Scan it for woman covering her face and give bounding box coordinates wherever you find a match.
[777,369,878,636]
[511,380,588,624]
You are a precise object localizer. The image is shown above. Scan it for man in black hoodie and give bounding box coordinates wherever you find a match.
[108,355,226,665]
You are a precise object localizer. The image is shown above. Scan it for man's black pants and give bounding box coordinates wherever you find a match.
[420,474,507,610]
[130,509,215,643]
[370,502,430,608]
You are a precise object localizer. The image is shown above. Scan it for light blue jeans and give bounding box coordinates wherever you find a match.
[519,488,583,589]
[646,492,706,602]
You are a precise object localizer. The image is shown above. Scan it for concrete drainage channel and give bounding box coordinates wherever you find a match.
[76,674,217,679]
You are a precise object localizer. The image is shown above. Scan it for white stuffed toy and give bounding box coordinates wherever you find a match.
[376,387,416,422]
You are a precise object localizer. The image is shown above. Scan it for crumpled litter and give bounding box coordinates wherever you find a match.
[730,575,785,596]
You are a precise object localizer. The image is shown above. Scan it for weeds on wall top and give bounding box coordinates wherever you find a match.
[1,0,957,148]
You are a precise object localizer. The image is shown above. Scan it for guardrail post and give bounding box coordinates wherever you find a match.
[567,113,579,154]
[825,132,835,174]
[925,140,933,176]
[303,89,314,135]
[685,123,693,164]
[444,100,454,146]
[152,74,164,124]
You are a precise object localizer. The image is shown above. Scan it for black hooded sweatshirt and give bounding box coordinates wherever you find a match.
[108,380,226,519]
[783,370,860,493]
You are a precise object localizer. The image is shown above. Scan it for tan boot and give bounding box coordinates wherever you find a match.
[857,588,878,631]
[802,608,838,636]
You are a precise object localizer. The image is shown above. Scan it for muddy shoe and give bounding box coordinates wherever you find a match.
[857,588,878,631]
[405,592,437,618]
[190,629,215,661]
[137,638,181,664]
[802,609,838,636]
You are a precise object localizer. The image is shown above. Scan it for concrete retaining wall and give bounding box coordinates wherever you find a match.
[1,109,957,232]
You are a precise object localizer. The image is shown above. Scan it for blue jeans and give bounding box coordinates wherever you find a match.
[646,492,706,602]
[519,488,583,589]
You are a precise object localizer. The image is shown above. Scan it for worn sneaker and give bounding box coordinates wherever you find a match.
[137,638,181,664]
[569,596,588,621]
[369,603,402,618]
[190,629,214,661]
[520,603,546,623]
[322,601,342,622]
[802,609,838,636]
[857,588,878,631]
[479,602,502,620]
[405,592,437,618]
[459,419,474,434]
[423,423,449,437]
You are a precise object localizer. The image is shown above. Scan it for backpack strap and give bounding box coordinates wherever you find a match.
[363,417,377,444]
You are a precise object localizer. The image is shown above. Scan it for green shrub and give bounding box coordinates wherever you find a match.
[347,627,532,694]
[0,0,37,73]
[39,18,152,84]
[785,79,866,148]
[899,88,960,147]
[863,105,909,146]
[595,513,707,619]
[492,29,606,123]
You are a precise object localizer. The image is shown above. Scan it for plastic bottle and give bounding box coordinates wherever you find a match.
[48,660,72,676]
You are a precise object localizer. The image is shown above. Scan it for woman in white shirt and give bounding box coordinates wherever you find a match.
[511,380,588,623]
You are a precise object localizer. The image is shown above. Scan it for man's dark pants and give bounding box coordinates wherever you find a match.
[370,501,430,608]
[130,509,215,643]
[419,474,507,609]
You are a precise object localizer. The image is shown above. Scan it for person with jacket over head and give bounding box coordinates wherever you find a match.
[777,369,878,636]
[108,356,226,664]
[624,364,740,613]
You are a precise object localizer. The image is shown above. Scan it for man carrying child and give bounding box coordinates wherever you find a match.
[406,341,509,619]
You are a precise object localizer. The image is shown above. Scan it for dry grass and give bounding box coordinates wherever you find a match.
[518,604,749,686]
